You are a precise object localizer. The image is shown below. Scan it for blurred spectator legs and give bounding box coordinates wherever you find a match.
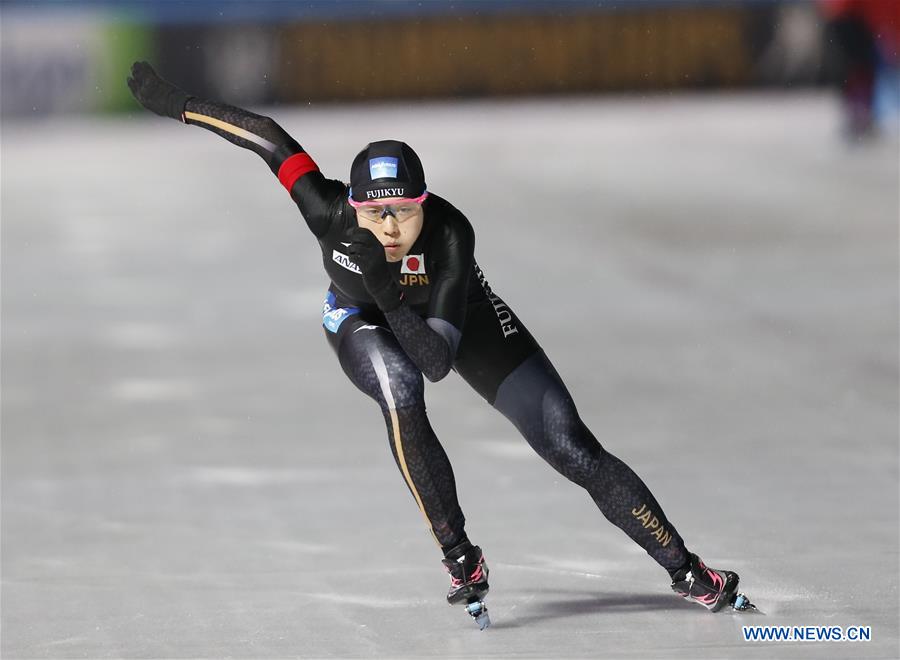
[821,0,900,139]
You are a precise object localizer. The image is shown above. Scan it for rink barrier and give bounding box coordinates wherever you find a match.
[2,2,832,115]
[273,6,756,102]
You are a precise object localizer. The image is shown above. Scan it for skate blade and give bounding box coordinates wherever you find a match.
[731,593,762,614]
[466,600,491,630]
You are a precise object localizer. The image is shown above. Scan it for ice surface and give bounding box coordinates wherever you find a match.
[2,93,898,658]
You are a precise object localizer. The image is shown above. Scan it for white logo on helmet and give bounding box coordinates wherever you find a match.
[369,156,398,179]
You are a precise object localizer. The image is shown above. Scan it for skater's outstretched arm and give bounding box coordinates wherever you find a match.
[126,61,343,237]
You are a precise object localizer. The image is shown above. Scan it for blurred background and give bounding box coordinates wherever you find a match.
[2,0,898,133]
[2,1,899,659]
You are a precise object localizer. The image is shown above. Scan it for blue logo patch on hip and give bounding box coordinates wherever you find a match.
[322,291,360,333]
[369,156,398,180]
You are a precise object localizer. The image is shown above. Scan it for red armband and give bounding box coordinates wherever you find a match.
[277,152,319,191]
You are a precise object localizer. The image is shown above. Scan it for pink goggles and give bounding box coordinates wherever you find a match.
[347,191,429,209]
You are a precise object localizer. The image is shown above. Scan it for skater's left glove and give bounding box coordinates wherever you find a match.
[344,227,403,312]
[126,61,194,121]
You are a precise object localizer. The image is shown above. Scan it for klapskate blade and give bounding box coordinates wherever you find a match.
[732,593,763,614]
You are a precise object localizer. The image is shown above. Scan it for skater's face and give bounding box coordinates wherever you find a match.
[354,198,424,262]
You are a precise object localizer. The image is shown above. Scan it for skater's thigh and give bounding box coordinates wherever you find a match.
[455,297,597,457]
[324,312,424,411]
[453,296,540,404]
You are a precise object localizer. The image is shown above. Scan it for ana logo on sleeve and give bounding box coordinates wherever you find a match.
[332,249,362,274]
[369,157,398,180]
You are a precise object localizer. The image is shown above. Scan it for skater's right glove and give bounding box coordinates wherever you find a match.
[344,227,403,312]
[127,61,193,121]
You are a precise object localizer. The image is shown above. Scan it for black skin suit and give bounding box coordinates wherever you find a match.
[151,92,691,574]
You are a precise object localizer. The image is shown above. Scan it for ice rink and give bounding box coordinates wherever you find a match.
[2,93,898,659]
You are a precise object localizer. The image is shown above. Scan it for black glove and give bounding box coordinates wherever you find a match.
[126,61,193,121]
[344,227,403,312]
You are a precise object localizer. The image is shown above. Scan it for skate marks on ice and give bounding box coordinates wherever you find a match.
[300,592,424,609]
[108,378,198,402]
[475,438,536,460]
[176,465,341,487]
[103,321,185,350]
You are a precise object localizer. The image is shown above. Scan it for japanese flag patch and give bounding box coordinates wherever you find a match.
[401,254,426,274]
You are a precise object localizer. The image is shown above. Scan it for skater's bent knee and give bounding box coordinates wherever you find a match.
[542,438,606,485]
[385,368,425,409]
[537,408,608,485]
[360,358,424,411]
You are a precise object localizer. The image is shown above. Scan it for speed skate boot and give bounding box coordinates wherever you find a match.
[442,541,491,629]
[671,553,756,612]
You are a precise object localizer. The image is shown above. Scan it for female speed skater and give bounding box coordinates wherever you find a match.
[127,61,754,628]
